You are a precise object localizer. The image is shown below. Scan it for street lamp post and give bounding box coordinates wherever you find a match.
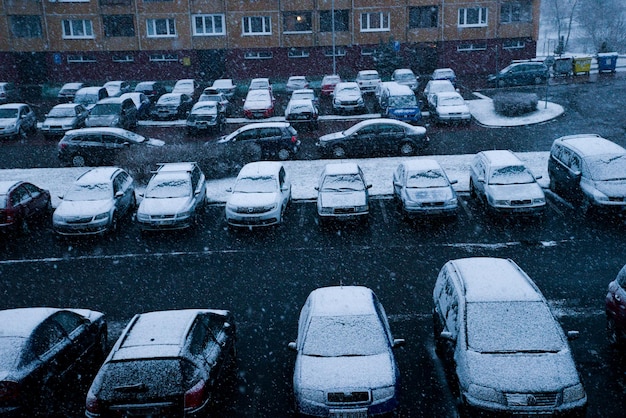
[332,0,336,75]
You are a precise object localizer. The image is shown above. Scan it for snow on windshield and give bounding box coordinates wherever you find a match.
[322,174,364,191]
[489,165,535,185]
[146,177,191,199]
[48,108,77,118]
[406,170,448,188]
[587,154,626,181]
[302,315,387,357]
[234,175,277,193]
[389,95,417,107]
[439,95,465,106]
[0,109,18,119]
[65,183,112,201]
[90,104,120,115]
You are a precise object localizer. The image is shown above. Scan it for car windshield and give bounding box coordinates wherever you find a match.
[302,314,388,357]
[90,104,120,115]
[0,109,18,119]
[288,102,313,113]
[246,91,270,102]
[489,165,535,185]
[48,107,77,117]
[321,174,364,191]
[0,337,24,369]
[250,80,269,89]
[158,96,180,105]
[199,95,220,103]
[74,94,98,104]
[338,85,359,94]
[292,92,314,101]
[395,72,415,81]
[435,70,455,78]
[146,177,191,198]
[234,176,277,193]
[359,74,378,80]
[64,183,112,201]
[467,301,566,353]
[439,95,465,106]
[406,170,449,188]
[586,154,626,181]
[389,95,417,107]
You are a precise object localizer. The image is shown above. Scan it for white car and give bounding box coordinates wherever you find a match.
[136,162,206,231]
[316,162,371,224]
[53,167,136,236]
[355,69,381,93]
[284,98,318,129]
[172,78,199,99]
[286,76,309,92]
[332,82,365,114]
[103,80,131,97]
[423,79,457,110]
[248,77,272,91]
[0,103,37,140]
[210,78,236,98]
[430,91,471,124]
[288,286,404,417]
[391,68,419,90]
[225,162,291,228]
[290,88,318,107]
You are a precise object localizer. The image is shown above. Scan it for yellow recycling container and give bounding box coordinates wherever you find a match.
[572,56,592,75]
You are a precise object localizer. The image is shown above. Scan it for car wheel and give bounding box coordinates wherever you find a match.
[277,148,291,161]
[71,155,86,167]
[332,145,346,158]
[469,179,477,198]
[607,317,623,346]
[399,141,416,156]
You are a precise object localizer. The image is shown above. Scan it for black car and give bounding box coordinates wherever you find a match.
[0,180,51,234]
[216,122,300,160]
[0,307,107,417]
[151,93,194,120]
[316,118,429,158]
[57,127,165,167]
[134,81,167,103]
[86,309,236,418]
[488,62,550,87]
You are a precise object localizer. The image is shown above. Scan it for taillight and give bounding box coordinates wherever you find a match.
[4,208,15,223]
[0,381,20,402]
[85,390,100,414]
[59,142,67,150]
[291,135,297,143]
[184,379,206,411]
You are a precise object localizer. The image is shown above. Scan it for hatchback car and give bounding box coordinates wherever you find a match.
[391,68,419,90]
[248,77,272,91]
[290,88,319,107]
[433,257,587,417]
[85,309,236,418]
[316,118,429,158]
[186,102,225,135]
[41,103,89,139]
[225,161,291,228]
[136,162,207,231]
[607,264,626,346]
[469,150,546,216]
[0,180,51,234]
[172,78,200,100]
[488,61,550,87]
[431,68,457,86]
[355,69,381,93]
[423,79,457,110]
[0,82,19,104]
[392,159,458,219]
[242,89,275,119]
[119,92,152,120]
[284,98,319,129]
[58,127,165,167]
[103,80,131,97]
[332,82,365,114]
[57,82,86,102]
[430,91,471,124]
[151,93,194,120]
[0,307,107,417]
[211,78,237,98]
[320,74,341,96]
[217,122,300,160]
[134,81,166,103]
[85,97,138,130]
[316,162,371,224]
[288,286,404,417]
[198,88,230,115]
[73,86,109,110]
[53,167,136,236]
[286,76,309,92]
[0,103,37,140]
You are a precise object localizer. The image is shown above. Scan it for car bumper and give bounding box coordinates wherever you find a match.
[296,396,398,417]
[333,103,365,112]
[403,205,458,218]
[489,203,546,216]
[463,392,587,418]
[53,220,110,236]
[137,216,194,231]
[225,207,282,227]
[0,127,19,137]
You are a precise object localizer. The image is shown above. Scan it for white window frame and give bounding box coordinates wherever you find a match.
[503,39,526,49]
[67,55,96,63]
[457,42,487,52]
[360,12,390,32]
[288,48,310,59]
[62,20,94,39]
[360,47,376,56]
[501,2,532,24]
[242,16,271,36]
[58,0,89,2]
[112,54,134,63]
[458,7,488,28]
[244,51,273,60]
[149,54,179,62]
[324,47,346,57]
[146,18,176,38]
[192,14,225,36]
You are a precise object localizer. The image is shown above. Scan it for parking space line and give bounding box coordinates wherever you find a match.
[378,200,389,224]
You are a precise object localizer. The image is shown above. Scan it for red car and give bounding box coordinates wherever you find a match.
[320,74,341,96]
[0,180,51,234]
[606,265,626,345]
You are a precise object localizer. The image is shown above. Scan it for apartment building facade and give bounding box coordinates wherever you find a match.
[0,0,540,84]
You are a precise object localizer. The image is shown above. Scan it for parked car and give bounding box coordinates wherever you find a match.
[332,82,365,114]
[391,68,419,90]
[285,76,309,92]
[0,180,51,234]
[57,82,86,102]
[469,150,546,216]
[198,87,230,115]
[355,69,381,93]
[41,103,89,139]
[85,309,236,418]
[377,82,422,123]
[423,79,456,110]
[103,80,131,97]
[242,89,275,119]
[316,118,429,158]
[430,91,471,124]
[488,61,549,87]
[607,264,626,346]
[136,162,207,231]
[433,257,587,417]
[0,307,107,417]
[248,77,272,92]
[85,97,138,130]
[548,134,626,215]
[172,78,200,100]
[284,98,319,129]
[211,78,237,98]
[291,88,319,107]
[225,161,291,228]
[0,82,19,104]
[0,103,37,140]
[73,86,108,110]
[134,81,166,103]
[217,122,300,160]
[320,74,341,96]
[392,159,458,219]
[57,127,165,167]
[53,167,136,236]
[151,93,193,120]
[315,162,371,224]
[186,102,225,135]
[119,92,152,120]
[288,286,404,417]
[431,68,457,86]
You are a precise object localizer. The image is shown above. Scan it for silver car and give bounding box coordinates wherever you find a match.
[41,103,89,139]
[316,162,371,224]
[332,82,365,114]
[0,103,37,140]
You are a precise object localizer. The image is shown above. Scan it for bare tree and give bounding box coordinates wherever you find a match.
[542,0,580,53]
[577,0,626,52]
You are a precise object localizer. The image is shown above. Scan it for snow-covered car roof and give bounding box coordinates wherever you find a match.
[0,307,101,337]
[401,159,443,173]
[0,180,21,194]
[0,103,27,110]
[479,150,524,168]
[76,167,124,184]
[285,98,315,112]
[64,127,147,142]
[212,79,234,88]
[156,162,197,173]
[60,82,85,90]
[432,68,456,77]
[50,103,82,110]
[157,93,184,103]
[307,286,377,316]
[345,118,426,134]
[190,102,218,113]
[323,162,361,176]
[434,91,464,100]
[356,70,380,77]
[556,134,626,157]
[238,161,284,178]
[393,68,415,76]
[384,82,414,95]
[425,79,455,91]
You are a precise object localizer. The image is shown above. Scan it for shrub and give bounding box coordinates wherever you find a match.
[493,93,538,117]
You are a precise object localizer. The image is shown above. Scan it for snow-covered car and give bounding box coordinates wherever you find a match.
[151,93,193,120]
[186,102,225,135]
[431,67,457,86]
[430,91,471,124]
[85,97,138,130]
[119,92,152,120]
[211,78,237,98]
[288,286,404,417]
[136,162,207,231]
[0,103,37,140]
[40,103,89,139]
[248,77,272,92]
[315,162,371,224]
[172,78,200,100]
[469,150,546,216]
[73,86,108,110]
[285,76,309,92]
[290,88,319,107]
[102,80,131,97]
[225,161,291,228]
[393,159,458,219]
[355,69,381,93]
[332,82,365,114]
[198,87,230,115]
[423,79,456,110]
[242,89,275,119]
[57,82,86,102]
[391,68,419,90]
[53,167,136,236]
[284,98,318,129]
[320,74,341,96]
[433,257,587,417]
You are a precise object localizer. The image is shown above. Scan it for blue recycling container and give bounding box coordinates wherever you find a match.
[597,53,618,73]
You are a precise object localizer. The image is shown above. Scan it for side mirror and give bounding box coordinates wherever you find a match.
[477,176,485,183]
[535,175,543,180]
[567,330,580,341]
[393,338,406,348]
[450,179,458,185]
[314,186,319,191]
[58,195,64,200]
[287,342,297,351]
[440,331,456,342]
[115,191,124,199]
[366,184,373,189]
[226,187,232,193]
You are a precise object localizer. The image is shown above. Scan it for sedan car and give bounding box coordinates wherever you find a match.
[103,80,131,97]
[211,78,237,98]
[391,68,419,90]
[217,122,300,160]
[284,98,319,129]
[134,81,166,103]
[40,103,89,139]
[186,102,225,135]
[316,118,429,158]
[320,74,341,96]
[332,82,365,114]
[243,89,275,119]
[288,286,404,417]
[0,180,51,234]
[607,264,626,346]
[469,150,546,216]
[85,309,236,418]
[136,162,207,231]
[286,76,309,92]
[393,159,458,219]
[0,103,37,140]
[57,82,86,102]
[316,162,371,224]
[430,91,471,124]
[53,167,136,236]
[0,307,107,417]
[225,161,291,228]
[151,93,194,120]
[291,88,319,107]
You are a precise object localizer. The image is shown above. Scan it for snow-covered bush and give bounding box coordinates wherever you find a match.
[493,93,539,117]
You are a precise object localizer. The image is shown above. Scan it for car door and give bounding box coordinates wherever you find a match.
[29,319,73,400]
[22,183,47,219]
[278,166,291,209]
[75,105,88,127]
[350,124,378,154]
[22,105,36,131]
[50,311,93,375]
[113,171,134,215]
[377,123,405,153]
[9,184,31,222]
[102,134,124,164]
[471,156,488,200]
[192,166,207,209]
[258,127,283,156]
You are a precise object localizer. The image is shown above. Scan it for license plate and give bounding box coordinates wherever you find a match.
[329,409,368,418]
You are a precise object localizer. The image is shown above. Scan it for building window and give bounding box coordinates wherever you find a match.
[283,11,312,33]
[288,48,309,58]
[103,15,135,37]
[62,20,94,39]
[458,7,488,27]
[360,12,390,32]
[457,42,487,51]
[244,51,273,59]
[320,10,349,32]
[324,47,346,57]
[360,47,376,56]
[112,54,134,62]
[100,0,132,5]
[67,55,96,63]
[149,53,178,62]
[59,0,89,2]
[409,6,438,29]
[10,15,42,38]
[503,39,526,49]
[192,14,225,36]
[242,16,271,35]
[501,2,532,23]
[147,19,176,37]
